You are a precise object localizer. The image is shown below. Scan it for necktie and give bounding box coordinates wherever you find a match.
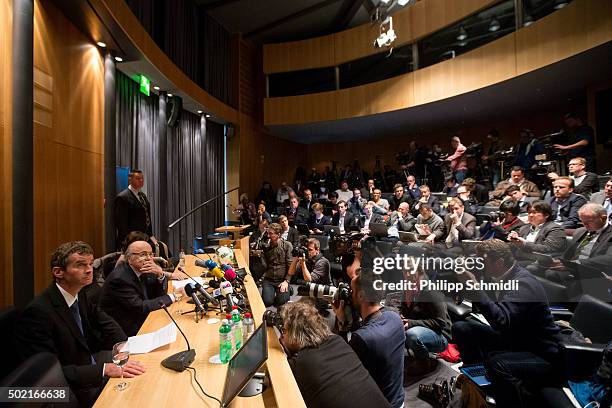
[572,232,594,260]
[138,192,151,227]
[70,301,96,364]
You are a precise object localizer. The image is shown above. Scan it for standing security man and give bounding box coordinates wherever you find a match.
[114,169,152,250]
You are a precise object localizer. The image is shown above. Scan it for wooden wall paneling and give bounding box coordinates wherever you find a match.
[33,0,105,293]
[264,92,338,125]
[333,17,389,66]
[0,0,13,306]
[263,34,336,74]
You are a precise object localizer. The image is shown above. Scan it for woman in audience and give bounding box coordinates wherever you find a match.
[307,203,331,234]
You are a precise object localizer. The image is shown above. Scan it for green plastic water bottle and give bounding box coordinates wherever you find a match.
[231,306,243,351]
[219,319,233,364]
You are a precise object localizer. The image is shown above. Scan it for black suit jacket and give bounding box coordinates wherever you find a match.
[100,262,172,337]
[16,283,126,405]
[284,206,310,226]
[412,196,441,215]
[518,221,568,256]
[548,193,588,229]
[285,227,301,247]
[332,211,359,231]
[443,212,477,240]
[113,188,152,250]
[572,172,599,199]
[564,225,612,274]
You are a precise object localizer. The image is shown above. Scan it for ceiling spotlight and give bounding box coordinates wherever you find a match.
[488,16,501,32]
[373,16,396,48]
[458,40,468,47]
[554,0,568,9]
[197,110,203,114]
[167,93,173,97]
[114,56,123,62]
[456,26,467,41]
[96,41,106,48]
[153,86,160,91]
[523,14,534,26]
[205,114,211,118]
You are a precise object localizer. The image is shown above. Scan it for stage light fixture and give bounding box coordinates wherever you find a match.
[456,26,467,41]
[114,56,123,62]
[197,110,203,114]
[167,93,173,97]
[205,114,211,118]
[373,16,396,48]
[488,16,501,32]
[96,41,106,48]
[153,86,160,91]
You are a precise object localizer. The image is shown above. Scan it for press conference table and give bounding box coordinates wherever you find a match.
[93,252,305,408]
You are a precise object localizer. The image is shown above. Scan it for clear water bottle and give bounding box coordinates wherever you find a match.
[231,306,243,351]
[219,319,233,364]
[179,249,186,267]
[242,312,254,343]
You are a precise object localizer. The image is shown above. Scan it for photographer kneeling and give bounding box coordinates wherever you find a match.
[332,268,405,408]
[280,300,391,408]
[289,238,332,315]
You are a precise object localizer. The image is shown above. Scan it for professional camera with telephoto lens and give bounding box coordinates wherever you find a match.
[263,310,283,329]
[489,211,506,223]
[292,245,308,258]
[296,281,352,304]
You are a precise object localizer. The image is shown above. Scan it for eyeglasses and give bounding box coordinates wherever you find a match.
[129,251,153,260]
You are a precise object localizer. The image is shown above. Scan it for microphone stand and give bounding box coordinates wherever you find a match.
[167,186,240,230]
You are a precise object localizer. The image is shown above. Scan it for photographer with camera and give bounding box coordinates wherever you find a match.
[258,222,293,308]
[278,300,392,408]
[479,199,525,241]
[331,268,405,408]
[288,238,331,284]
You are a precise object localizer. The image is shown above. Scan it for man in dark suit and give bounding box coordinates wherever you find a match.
[590,177,612,222]
[509,201,568,259]
[332,200,359,233]
[279,215,300,247]
[300,188,315,213]
[113,169,152,250]
[16,242,145,407]
[443,197,476,247]
[544,203,612,283]
[285,196,309,227]
[100,239,179,337]
[389,183,412,212]
[548,176,588,229]
[412,185,440,215]
[362,202,384,232]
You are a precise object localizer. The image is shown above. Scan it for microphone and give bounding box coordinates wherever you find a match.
[184,283,205,320]
[220,280,235,313]
[159,302,196,372]
[196,259,225,280]
[178,267,220,306]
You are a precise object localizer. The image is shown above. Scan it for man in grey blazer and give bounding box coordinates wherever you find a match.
[508,201,567,260]
[443,197,476,248]
[590,177,612,222]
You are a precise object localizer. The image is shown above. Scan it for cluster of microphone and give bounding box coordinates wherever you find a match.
[191,259,244,313]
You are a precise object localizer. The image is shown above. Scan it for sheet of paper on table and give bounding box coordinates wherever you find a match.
[127,323,178,354]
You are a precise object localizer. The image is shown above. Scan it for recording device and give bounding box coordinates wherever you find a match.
[159,302,195,372]
[184,283,206,322]
[329,231,365,257]
[220,280,235,313]
[196,259,226,280]
[177,267,220,306]
[250,230,270,251]
[262,310,283,330]
[488,211,506,223]
[296,281,352,304]
[292,245,308,258]
[465,142,483,158]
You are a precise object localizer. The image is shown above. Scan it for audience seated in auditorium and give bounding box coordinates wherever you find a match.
[456,185,479,215]
[308,203,331,234]
[254,202,272,227]
[255,222,293,308]
[508,201,568,259]
[442,175,459,197]
[284,196,309,226]
[256,181,277,212]
[335,180,353,203]
[280,300,392,408]
[401,267,451,381]
[590,177,612,221]
[278,215,300,247]
[348,188,367,216]
[542,203,612,284]
[300,188,315,213]
[237,193,256,225]
[548,157,599,199]
[503,185,529,216]
[415,204,445,244]
[387,202,416,241]
[443,197,476,247]
[479,199,525,241]
[461,177,489,205]
[413,185,441,215]
[389,183,412,212]
[370,189,390,215]
[250,218,269,244]
[101,234,180,336]
[548,176,588,229]
[362,202,384,233]
[489,166,540,206]
[16,241,145,407]
[276,182,294,206]
[332,268,405,408]
[404,175,421,201]
[331,200,359,234]
[361,179,377,201]
[324,191,339,217]
[452,240,563,408]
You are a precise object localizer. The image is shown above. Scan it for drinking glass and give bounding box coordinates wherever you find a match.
[173,287,184,314]
[112,341,130,391]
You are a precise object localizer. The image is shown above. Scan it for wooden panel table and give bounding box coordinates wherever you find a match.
[215,225,251,240]
[94,252,305,408]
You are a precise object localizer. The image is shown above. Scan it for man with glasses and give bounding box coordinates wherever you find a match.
[101,238,181,336]
[548,157,599,199]
[590,177,612,223]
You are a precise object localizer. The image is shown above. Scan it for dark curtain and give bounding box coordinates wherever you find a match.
[124,0,237,108]
[116,71,224,253]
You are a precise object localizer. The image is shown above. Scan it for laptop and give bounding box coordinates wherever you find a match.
[369,223,388,238]
[460,364,491,388]
[221,322,268,407]
[399,231,418,242]
[324,225,341,235]
[296,223,310,235]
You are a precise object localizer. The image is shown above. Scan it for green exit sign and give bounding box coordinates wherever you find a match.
[139,75,150,96]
